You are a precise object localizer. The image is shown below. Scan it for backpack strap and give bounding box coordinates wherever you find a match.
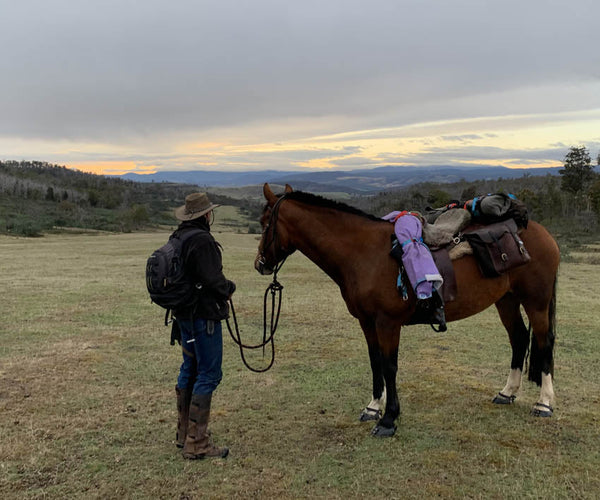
[170,228,207,320]
[171,228,207,262]
[171,227,206,244]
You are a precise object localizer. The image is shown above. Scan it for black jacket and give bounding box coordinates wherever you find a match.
[172,219,236,320]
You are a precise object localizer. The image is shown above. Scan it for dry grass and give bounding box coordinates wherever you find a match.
[1,228,599,499]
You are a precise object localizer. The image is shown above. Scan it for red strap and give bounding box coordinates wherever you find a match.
[392,210,418,222]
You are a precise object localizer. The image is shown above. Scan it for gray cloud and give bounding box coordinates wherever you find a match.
[440,135,485,143]
[2,0,600,142]
[372,143,570,167]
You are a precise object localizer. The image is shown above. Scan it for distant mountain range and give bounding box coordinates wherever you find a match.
[118,165,561,194]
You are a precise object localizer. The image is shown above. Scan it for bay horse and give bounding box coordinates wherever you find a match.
[255,183,559,437]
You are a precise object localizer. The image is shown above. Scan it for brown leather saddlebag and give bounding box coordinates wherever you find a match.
[462,219,530,277]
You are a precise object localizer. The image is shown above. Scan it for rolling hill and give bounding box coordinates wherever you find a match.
[118,165,560,194]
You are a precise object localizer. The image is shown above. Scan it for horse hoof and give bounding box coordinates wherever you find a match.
[359,407,382,422]
[531,403,553,418]
[371,424,396,437]
[492,392,516,405]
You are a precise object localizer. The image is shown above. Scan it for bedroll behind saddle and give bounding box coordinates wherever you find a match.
[425,193,529,229]
[464,193,529,229]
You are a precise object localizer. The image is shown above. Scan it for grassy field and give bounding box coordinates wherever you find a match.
[1,223,599,499]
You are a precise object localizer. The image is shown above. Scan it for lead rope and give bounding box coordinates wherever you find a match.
[225,260,286,373]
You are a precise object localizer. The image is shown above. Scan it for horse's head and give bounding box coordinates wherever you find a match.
[255,183,296,275]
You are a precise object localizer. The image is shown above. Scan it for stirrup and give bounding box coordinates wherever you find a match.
[430,322,447,333]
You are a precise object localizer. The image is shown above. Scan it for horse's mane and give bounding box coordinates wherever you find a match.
[282,190,384,223]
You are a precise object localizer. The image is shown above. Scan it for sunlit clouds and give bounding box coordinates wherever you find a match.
[68,109,596,174]
[2,107,598,175]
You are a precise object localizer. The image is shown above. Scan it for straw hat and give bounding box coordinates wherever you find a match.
[174,192,220,221]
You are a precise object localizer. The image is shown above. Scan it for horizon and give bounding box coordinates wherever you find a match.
[113,163,564,177]
[2,1,599,176]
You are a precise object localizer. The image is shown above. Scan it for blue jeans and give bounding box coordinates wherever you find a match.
[176,318,223,395]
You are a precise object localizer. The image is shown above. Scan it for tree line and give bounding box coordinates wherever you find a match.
[1,148,599,241]
[0,160,262,236]
[351,146,600,239]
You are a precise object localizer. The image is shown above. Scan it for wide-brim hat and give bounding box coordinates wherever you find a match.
[174,192,221,221]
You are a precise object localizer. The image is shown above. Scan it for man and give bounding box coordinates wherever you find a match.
[172,192,236,459]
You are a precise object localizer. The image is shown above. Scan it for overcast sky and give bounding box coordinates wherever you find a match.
[1,0,600,174]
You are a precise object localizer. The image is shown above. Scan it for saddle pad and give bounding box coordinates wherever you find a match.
[448,241,472,260]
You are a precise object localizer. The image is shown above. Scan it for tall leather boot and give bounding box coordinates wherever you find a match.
[175,385,192,448]
[182,393,229,460]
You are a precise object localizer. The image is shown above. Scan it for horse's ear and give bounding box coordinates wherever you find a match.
[284,184,293,193]
[263,183,277,206]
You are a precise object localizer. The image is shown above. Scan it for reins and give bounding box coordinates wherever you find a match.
[225,194,289,373]
[225,265,285,373]
[225,259,285,373]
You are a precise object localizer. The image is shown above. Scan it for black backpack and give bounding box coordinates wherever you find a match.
[146,229,204,323]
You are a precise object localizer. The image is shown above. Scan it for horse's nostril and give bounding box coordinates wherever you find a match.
[254,257,272,275]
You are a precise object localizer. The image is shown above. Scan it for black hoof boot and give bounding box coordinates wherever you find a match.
[371,423,397,437]
[492,392,516,405]
[531,403,553,417]
[359,407,382,422]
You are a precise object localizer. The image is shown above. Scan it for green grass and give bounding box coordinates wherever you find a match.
[1,231,599,499]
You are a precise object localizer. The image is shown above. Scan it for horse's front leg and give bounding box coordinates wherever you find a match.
[371,322,401,437]
[359,341,386,422]
[371,345,399,437]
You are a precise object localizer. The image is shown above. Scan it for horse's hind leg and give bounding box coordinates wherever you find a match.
[359,318,386,422]
[523,284,557,417]
[494,293,530,404]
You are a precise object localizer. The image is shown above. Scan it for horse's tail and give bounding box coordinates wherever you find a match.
[528,276,557,385]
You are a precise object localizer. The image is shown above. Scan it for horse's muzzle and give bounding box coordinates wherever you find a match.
[254,255,274,275]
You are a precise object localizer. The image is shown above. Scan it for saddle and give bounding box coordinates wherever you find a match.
[420,208,530,302]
